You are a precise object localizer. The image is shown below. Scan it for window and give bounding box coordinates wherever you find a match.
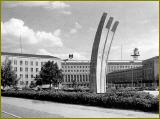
[20,67,23,72]
[41,62,43,66]
[31,61,33,66]
[31,68,33,72]
[20,74,23,78]
[26,81,28,85]
[25,74,28,78]
[68,75,70,80]
[14,60,17,65]
[20,81,23,85]
[20,61,23,65]
[31,74,34,78]
[25,68,28,72]
[14,67,17,71]
[36,68,39,72]
[36,62,38,66]
[25,61,28,65]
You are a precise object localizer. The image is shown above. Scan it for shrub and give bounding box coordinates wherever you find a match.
[1,89,158,112]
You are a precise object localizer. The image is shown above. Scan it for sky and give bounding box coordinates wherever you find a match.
[1,1,159,60]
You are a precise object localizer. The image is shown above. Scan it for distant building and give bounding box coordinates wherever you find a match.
[107,56,159,89]
[142,56,159,88]
[61,58,142,88]
[1,52,61,87]
[107,67,143,88]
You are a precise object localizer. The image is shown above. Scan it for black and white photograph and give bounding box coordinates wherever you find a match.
[1,1,159,118]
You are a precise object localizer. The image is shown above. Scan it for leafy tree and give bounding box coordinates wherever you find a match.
[29,81,37,88]
[34,75,43,86]
[35,61,63,89]
[71,79,77,89]
[1,60,18,89]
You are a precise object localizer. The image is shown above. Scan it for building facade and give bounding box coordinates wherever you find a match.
[107,56,159,89]
[107,67,143,88]
[1,52,61,87]
[61,60,142,88]
[142,56,159,88]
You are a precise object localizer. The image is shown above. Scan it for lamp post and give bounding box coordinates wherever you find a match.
[130,48,140,88]
[130,61,134,88]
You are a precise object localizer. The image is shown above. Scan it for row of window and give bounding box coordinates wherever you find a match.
[19,81,34,85]
[64,75,89,82]
[66,84,89,88]
[63,69,89,73]
[17,74,36,79]
[13,60,47,66]
[62,65,89,69]
[62,65,140,70]
[14,67,40,72]
[65,78,89,83]
[109,65,139,69]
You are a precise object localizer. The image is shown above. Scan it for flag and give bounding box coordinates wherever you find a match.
[111,21,119,32]
[106,17,113,29]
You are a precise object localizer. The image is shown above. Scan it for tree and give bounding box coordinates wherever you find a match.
[34,75,42,86]
[1,60,18,89]
[29,81,37,88]
[35,61,63,89]
[71,79,77,89]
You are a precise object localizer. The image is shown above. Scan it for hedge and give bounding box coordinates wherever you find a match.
[1,89,158,112]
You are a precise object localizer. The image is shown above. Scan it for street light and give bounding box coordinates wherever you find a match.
[130,61,134,88]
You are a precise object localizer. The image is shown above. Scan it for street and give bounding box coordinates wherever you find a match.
[1,96,159,118]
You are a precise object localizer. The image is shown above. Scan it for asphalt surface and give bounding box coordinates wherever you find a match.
[2,96,159,118]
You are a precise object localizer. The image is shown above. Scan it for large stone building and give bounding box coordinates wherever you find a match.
[107,56,159,89]
[1,52,61,87]
[2,52,157,89]
[61,59,142,88]
[142,56,159,88]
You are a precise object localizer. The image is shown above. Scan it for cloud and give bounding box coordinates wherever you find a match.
[54,52,87,60]
[61,11,72,15]
[36,49,87,60]
[46,1,70,9]
[4,1,70,9]
[75,22,82,29]
[53,29,61,36]
[2,18,63,47]
[36,49,53,56]
[70,29,77,34]
[70,22,82,34]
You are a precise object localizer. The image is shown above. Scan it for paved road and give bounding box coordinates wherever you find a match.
[2,96,159,118]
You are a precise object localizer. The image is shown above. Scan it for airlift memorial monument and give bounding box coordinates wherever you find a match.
[90,12,119,93]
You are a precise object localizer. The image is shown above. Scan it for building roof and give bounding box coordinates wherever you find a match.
[61,59,142,64]
[143,56,159,62]
[1,52,60,59]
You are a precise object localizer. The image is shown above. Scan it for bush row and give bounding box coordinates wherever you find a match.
[1,90,158,112]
